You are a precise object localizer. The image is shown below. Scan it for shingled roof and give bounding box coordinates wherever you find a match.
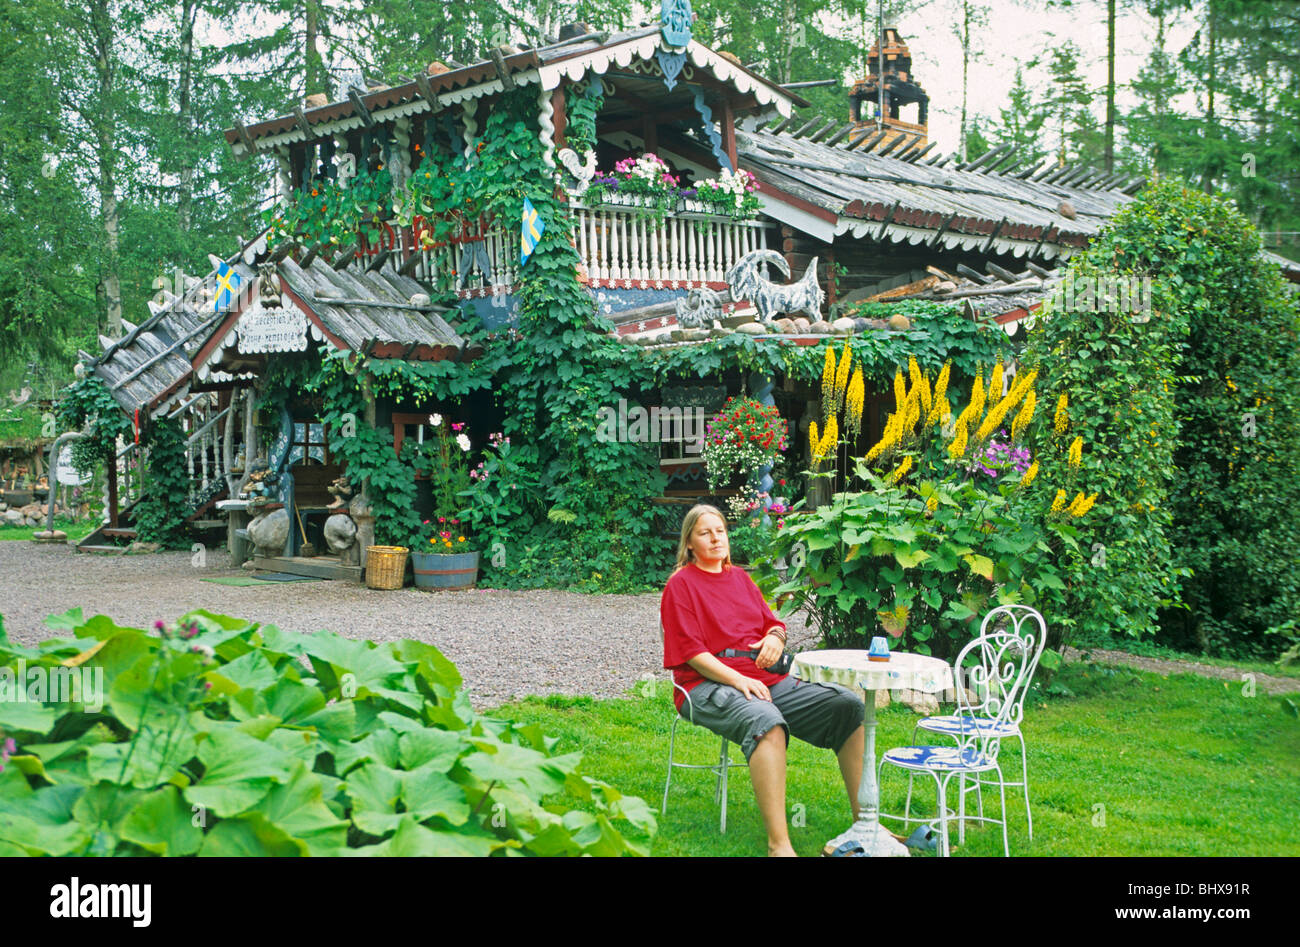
[224,25,803,157]
[733,124,1139,260]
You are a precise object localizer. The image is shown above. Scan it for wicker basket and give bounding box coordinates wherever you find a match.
[365,546,409,590]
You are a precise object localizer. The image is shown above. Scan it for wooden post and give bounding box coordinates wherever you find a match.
[551,87,568,151]
[642,113,657,154]
[720,98,738,171]
[108,450,119,528]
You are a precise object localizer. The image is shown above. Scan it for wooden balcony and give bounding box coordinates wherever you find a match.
[392,203,771,301]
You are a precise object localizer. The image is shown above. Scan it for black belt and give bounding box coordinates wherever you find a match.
[715,648,794,675]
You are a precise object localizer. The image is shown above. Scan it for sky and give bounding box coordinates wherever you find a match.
[823,0,1202,156]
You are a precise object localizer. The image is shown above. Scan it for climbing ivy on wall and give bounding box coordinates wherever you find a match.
[133,416,192,548]
[55,377,133,476]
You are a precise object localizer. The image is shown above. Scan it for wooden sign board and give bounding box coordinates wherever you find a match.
[236,299,308,354]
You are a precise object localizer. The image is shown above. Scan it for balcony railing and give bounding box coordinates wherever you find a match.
[391,202,770,298]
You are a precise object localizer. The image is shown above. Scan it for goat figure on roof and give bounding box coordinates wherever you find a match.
[725,249,824,323]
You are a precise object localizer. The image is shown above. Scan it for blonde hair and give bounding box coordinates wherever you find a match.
[672,504,733,575]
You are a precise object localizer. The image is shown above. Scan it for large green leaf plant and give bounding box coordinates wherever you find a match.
[0,610,655,856]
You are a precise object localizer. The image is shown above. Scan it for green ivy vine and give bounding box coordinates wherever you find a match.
[133,416,192,548]
[55,377,133,476]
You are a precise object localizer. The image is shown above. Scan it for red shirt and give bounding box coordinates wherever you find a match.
[661,562,788,710]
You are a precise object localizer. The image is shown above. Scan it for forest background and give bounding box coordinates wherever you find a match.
[0,0,1294,391]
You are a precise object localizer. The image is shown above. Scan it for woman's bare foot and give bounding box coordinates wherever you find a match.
[768,843,798,857]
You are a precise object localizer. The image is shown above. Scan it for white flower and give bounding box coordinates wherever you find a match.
[429,413,442,427]
[456,433,471,452]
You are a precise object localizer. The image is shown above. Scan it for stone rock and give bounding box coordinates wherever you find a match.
[831,317,857,334]
[717,49,742,65]
[303,93,328,108]
[774,318,796,333]
[897,689,940,714]
[792,317,812,332]
[852,317,872,332]
[680,328,707,341]
[1057,199,1077,220]
[4,510,24,525]
[735,322,766,335]
[887,313,912,331]
[670,329,686,341]
[19,502,42,517]
[876,688,891,710]
[349,493,372,520]
[128,541,162,554]
[934,280,957,293]
[408,293,431,307]
[427,61,450,75]
[0,502,7,512]
[247,508,290,558]
[32,530,66,543]
[807,321,833,334]
[324,514,358,554]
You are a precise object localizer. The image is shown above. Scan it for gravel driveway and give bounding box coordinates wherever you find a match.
[0,543,814,709]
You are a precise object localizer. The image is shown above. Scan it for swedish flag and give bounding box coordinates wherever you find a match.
[214,262,241,312]
[520,197,544,267]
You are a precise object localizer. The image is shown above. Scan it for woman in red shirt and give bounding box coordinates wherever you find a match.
[661,504,865,856]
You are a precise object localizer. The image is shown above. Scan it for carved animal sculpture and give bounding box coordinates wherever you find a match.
[674,287,721,328]
[7,387,32,407]
[725,249,824,323]
[557,148,598,197]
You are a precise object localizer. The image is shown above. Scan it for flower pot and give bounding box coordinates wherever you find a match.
[411,550,480,590]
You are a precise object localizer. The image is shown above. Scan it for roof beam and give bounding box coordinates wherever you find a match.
[489,47,517,92]
[823,124,854,147]
[347,87,375,128]
[809,120,839,142]
[292,106,313,137]
[902,141,937,163]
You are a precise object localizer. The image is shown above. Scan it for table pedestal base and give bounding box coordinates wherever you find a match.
[822,820,909,857]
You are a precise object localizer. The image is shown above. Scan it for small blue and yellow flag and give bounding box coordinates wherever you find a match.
[520,197,544,267]
[214,262,242,312]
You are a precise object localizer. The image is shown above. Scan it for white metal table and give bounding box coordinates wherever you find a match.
[793,649,953,857]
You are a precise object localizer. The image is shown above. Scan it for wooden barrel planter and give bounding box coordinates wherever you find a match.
[411,550,480,591]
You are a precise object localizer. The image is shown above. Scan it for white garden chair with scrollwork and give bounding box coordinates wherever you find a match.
[909,605,1048,843]
[876,611,1045,856]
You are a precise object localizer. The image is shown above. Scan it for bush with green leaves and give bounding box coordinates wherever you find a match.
[1022,179,1300,659]
[0,610,655,856]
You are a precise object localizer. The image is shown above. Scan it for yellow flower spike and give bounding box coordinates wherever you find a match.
[969,370,986,422]
[1011,389,1037,440]
[975,391,1018,442]
[809,420,821,460]
[819,414,839,460]
[987,362,1004,404]
[918,371,933,420]
[846,367,865,438]
[1050,489,1067,513]
[893,368,908,412]
[1070,492,1099,518]
[887,455,913,484]
[821,345,837,422]
[1008,368,1038,406]
[834,338,852,412]
[1068,435,1083,468]
[908,356,922,393]
[1066,491,1088,517]
[1054,393,1069,435]
[948,418,969,460]
[1019,461,1039,487]
[933,361,952,407]
[926,494,939,513]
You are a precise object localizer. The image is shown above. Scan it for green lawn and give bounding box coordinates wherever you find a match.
[491,663,1300,856]
[0,517,97,542]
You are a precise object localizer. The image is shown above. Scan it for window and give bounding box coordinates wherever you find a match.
[289,421,330,466]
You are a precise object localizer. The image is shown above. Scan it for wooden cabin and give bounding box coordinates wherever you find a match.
[78,9,1144,575]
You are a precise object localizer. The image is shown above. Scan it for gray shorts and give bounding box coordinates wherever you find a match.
[681,677,863,761]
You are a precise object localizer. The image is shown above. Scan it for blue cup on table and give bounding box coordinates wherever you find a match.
[868,636,890,662]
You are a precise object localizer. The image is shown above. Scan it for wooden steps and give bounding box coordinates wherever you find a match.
[251,555,362,582]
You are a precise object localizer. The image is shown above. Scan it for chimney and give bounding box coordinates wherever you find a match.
[849,27,929,150]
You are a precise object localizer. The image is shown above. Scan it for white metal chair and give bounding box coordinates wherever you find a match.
[661,682,748,833]
[911,604,1048,841]
[877,613,1045,856]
